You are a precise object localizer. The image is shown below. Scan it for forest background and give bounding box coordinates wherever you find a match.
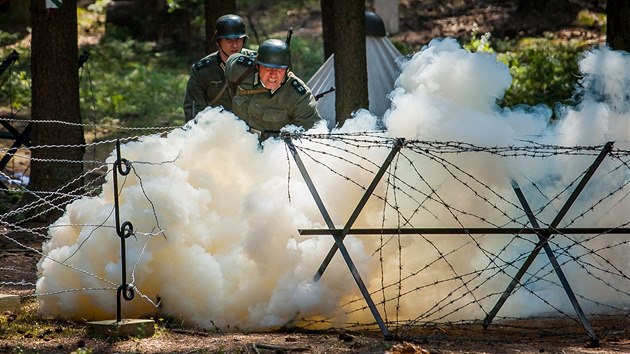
[1,0,624,203]
[1,0,622,136]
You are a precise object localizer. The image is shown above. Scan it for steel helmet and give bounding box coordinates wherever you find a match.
[365,11,386,37]
[215,14,248,40]
[256,39,291,69]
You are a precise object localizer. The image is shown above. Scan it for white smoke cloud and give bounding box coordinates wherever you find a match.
[36,39,629,329]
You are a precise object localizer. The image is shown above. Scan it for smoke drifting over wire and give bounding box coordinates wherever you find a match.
[36,38,629,329]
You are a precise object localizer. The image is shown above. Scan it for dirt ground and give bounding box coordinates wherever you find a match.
[6,236,626,354]
[1,1,624,353]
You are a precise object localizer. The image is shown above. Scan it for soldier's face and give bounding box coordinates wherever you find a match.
[258,65,287,91]
[218,38,245,60]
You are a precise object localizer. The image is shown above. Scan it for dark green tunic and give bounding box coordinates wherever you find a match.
[225,53,321,139]
[183,49,255,122]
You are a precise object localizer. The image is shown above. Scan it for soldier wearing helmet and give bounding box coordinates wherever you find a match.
[224,38,321,141]
[183,14,256,121]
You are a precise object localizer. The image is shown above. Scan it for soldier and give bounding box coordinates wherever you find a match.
[183,14,255,122]
[224,38,321,141]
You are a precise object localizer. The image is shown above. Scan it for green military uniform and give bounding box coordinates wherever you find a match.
[224,53,321,139]
[183,49,256,121]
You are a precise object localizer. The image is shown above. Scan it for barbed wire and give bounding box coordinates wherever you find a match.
[283,134,629,335]
[1,117,179,132]
[0,129,627,338]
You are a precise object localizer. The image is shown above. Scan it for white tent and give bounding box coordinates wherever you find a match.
[307,14,403,129]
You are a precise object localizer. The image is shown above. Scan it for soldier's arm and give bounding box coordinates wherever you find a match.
[225,53,256,99]
[183,67,207,122]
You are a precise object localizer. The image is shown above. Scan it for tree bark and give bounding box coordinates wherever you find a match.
[607,0,630,52]
[320,0,335,60]
[204,0,236,54]
[30,0,85,221]
[332,0,367,126]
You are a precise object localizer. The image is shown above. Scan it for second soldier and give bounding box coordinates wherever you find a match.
[183,14,256,122]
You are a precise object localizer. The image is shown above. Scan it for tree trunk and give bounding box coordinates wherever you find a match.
[30,0,85,221]
[332,0,367,126]
[607,0,630,52]
[320,0,335,60]
[204,0,236,54]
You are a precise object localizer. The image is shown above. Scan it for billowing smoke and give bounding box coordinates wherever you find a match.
[36,38,629,329]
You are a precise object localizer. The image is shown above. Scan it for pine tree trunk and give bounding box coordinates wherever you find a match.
[332,0,368,126]
[320,0,335,60]
[30,0,85,221]
[607,0,630,52]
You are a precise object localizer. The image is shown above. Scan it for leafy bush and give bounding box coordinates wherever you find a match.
[0,31,20,47]
[497,37,583,111]
[391,40,414,56]
[575,9,606,29]
[0,46,31,113]
[79,38,189,127]
[464,24,494,54]
[464,30,585,115]
[289,36,324,81]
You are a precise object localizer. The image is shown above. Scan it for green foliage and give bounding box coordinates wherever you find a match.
[391,40,414,56]
[0,46,31,113]
[289,36,324,81]
[497,37,583,109]
[86,0,112,14]
[79,38,189,127]
[464,24,494,54]
[6,189,23,204]
[462,30,584,112]
[77,7,103,32]
[0,31,20,47]
[575,9,606,29]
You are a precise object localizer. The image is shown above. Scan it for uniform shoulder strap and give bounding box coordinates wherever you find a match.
[209,65,256,106]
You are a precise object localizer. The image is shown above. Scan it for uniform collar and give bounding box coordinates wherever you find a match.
[218,54,226,70]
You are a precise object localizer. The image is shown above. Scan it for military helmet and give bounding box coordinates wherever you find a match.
[365,11,386,37]
[256,39,291,69]
[215,14,248,40]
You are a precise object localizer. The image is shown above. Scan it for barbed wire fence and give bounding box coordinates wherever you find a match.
[0,49,172,313]
[0,120,628,342]
[283,134,629,345]
[1,51,629,344]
